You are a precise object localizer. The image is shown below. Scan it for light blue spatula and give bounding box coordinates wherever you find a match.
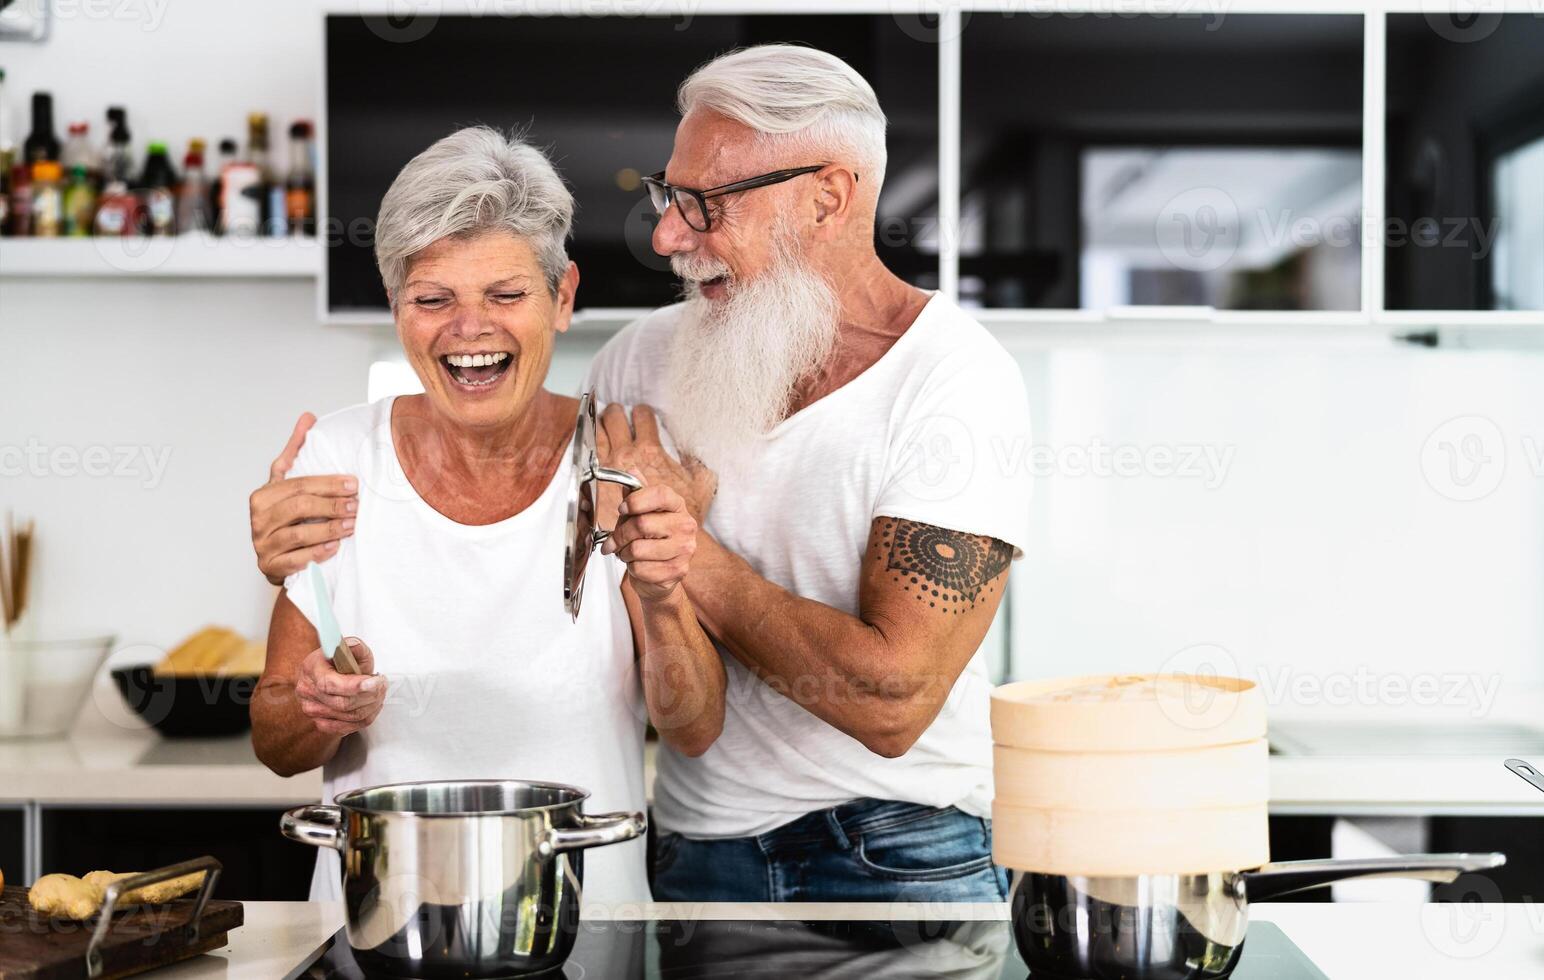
[308,561,360,674]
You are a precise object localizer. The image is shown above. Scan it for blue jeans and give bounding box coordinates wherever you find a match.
[650,798,1009,902]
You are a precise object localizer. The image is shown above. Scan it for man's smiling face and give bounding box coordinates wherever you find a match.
[651,109,808,302]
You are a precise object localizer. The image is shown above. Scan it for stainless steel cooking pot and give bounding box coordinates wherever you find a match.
[281,778,645,978]
[1010,852,1505,979]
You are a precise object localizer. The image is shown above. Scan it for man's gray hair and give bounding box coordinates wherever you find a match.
[678,44,888,191]
[374,126,574,299]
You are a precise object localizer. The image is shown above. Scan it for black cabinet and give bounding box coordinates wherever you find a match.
[40,806,315,900]
[0,808,23,882]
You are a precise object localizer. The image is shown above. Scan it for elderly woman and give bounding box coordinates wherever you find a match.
[250,127,725,906]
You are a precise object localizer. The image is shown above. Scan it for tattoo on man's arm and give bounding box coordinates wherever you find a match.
[872,518,1013,615]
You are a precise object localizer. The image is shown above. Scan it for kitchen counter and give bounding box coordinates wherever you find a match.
[0,709,318,805]
[138,901,1544,978]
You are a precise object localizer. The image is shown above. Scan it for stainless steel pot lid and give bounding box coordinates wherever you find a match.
[563,392,644,620]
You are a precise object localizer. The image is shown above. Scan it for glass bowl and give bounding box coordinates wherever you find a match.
[0,635,116,738]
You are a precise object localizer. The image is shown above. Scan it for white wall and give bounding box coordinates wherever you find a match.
[1007,342,1544,692]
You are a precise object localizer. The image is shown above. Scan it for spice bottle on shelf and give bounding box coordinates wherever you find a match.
[208,137,237,234]
[24,92,60,164]
[246,113,276,234]
[138,141,178,236]
[8,161,31,236]
[94,180,137,236]
[285,120,316,236]
[30,160,63,237]
[63,164,96,236]
[266,130,288,239]
[0,150,11,236]
[62,122,98,186]
[176,138,212,234]
[102,107,133,185]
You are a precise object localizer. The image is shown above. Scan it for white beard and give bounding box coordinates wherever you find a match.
[663,223,840,472]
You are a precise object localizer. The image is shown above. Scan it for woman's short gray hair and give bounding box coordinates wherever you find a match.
[374,126,574,299]
[678,44,888,190]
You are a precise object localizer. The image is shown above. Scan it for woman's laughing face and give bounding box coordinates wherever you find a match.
[394,229,577,433]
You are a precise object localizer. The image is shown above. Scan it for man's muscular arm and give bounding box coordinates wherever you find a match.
[687,516,1012,758]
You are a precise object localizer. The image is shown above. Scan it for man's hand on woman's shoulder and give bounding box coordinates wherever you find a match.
[250,412,358,584]
[597,404,717,525]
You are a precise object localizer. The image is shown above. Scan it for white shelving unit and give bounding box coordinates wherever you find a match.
[0,234,320,278]
[5,1,1540,343]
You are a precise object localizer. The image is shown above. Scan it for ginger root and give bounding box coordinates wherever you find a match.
[28,874,105,920]
[84,869,206,905]
[28,869,206,919]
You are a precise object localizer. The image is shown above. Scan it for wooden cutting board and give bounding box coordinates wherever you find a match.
[0,886,243,980]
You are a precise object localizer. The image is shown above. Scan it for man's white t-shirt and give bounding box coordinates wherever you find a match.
[585,293,1033,839]
[282,397,649,905]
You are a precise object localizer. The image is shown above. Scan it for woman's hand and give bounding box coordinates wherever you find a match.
[294,638,385,737]
[603,484,698,603]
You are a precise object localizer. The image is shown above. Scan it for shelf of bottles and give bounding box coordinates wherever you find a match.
[1,84,318,280]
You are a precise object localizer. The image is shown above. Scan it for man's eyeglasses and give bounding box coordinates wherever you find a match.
[642,165,848,233]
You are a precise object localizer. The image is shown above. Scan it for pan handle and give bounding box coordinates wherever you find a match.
[1506,758,1544,795]
[280,803,346,851]
[1241,852,1506,902]
[541,809,647,857]
[590,466,645,547]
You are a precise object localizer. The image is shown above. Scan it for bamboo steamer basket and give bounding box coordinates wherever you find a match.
[990,673,1270,876]
[991,673,1266,753]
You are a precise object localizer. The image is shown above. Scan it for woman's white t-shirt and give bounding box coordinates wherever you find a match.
[282,397,649,906]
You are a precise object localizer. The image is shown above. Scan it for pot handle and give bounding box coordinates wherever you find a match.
[1241,852,1505,902]
[281,803,345,851]
[590,466,645,547]
[542,809,647,857]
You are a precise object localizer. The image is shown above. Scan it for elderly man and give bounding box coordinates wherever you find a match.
[250,44,1030,903]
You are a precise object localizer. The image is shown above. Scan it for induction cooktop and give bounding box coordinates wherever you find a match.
[284,917,1327,979]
